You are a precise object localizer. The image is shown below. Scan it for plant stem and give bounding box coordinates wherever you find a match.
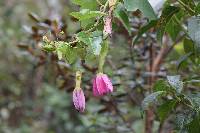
[177,0,196,15]
[75,71,82,89]
[98,40,109,73]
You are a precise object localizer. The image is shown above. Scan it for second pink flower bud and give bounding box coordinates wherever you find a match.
[93,73,113,96]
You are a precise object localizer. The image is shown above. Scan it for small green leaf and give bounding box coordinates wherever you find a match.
[114,3,131,34]
[56,42,77,64]
[42,44,55,52]
[157,99,177,122]
[153,79,170,92]
[176,52,192,70]
[165,15,182,41]
[142,91,166,110]
[157,6,180,43]
[183,38,195,54]
[133,20,158,45]
[195,2,200,14]
[70,9,106,21]
[72,0,97,10]
[167,75,183,93]
[124,0,156,20]
[77,31,90,45]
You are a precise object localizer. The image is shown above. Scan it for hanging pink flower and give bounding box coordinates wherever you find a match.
[93,73,113,96]
[73,88,85,112]
[103,16,112,36]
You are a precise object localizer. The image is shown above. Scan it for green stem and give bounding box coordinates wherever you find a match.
[98,40,109,73]
[75,71,82,89]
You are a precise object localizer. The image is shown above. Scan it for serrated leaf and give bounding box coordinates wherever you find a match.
[157,99,177,122]
[176,111,194,130]
[77,31,90,45]
[176,110,199,132]
[186,114,200,133]
[70,9,106,21]
[153,79,170,92]
[56,42,77,64]
[167,75,183,93]
[157,6,180,43]
[124,0,156,20]
[133,20,158,45]
[114,3,131,34]
[188,93,200,109]
[142,91,166,110]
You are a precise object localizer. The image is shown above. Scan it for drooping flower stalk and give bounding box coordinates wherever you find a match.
[98,41,109,73]
[92,41,113,96]
[73,71,85,112]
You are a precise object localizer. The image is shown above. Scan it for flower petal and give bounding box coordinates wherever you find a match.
[102,74,113,92]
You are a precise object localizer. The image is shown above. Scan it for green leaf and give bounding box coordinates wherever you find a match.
[70,9,106,21]
[188,17,200,47]
[179,0,196,16]
[188,93,200,109]
[183,38,196,62]
[176,110,195,130]
[153,79,170,92]
[132,20,158,45]
[165,16,181,41]
[167,75,183,93]
[157,6,180,43]
[42,44,56,52]
[176,110,200,132]
[183,38,195,54]
[72,0,97,10]
[142,91,166,110]
[157,99,177,122]
[77,31,90,45]
[124,0,156,20]
[195,2,200,14]
[90,36,102,55]
[176,52,192,70]
[186,113,200,133]
[114,3,131,34]
[56,42,77,64]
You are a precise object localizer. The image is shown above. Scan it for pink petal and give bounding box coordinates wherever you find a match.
[93,77,99,96]
[73,89,85,112]
[102,74,113,93]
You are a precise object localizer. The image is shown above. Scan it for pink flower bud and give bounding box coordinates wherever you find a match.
[73,88,85,112]
[103,16,112,36]
[93,73,113,96]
